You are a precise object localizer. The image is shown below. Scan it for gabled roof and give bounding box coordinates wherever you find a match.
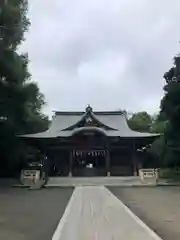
[20,106,160,139]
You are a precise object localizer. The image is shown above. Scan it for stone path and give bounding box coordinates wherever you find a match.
[52,186,162,240]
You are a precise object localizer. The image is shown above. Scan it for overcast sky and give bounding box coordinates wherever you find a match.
[20,0,180,116]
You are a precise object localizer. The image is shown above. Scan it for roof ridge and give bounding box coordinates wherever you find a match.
[55,110,125,116]
[94,111,125,115]
[55,111,85,115]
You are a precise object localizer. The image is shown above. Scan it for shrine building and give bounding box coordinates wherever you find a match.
[21,106,159,177]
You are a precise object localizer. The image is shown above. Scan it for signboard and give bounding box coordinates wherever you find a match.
[20,169,40,186]
[139,168,158,184]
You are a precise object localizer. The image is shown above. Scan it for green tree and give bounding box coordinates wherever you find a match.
[0,0,49,176]
[128,112,166,167]
[150,114,167,133]
[146,136,165,167]
[128,111,152,132]
[160,54,180,166]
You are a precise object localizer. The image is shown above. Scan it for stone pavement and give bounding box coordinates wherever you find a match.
[52,186,162,240]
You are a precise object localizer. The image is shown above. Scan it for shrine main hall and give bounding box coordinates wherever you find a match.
[21,106,159,177]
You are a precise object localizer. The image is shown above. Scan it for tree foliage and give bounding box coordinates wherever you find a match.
[128,111,152,132]
[128,111,166,167]
[0,0,49,176]
[160,54,180,166]
[150,114,167,134]
[128,111,166,134]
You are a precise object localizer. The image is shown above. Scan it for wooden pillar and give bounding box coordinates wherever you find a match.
[105,139,111,177]
[132,143,138,176]
[106,150,110,177]
[69,150,73,177]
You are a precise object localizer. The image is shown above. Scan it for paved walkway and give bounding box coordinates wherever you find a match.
[52,186,162,240]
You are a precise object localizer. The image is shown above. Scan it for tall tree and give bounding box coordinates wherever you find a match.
[128,112,166,167]
[0,0,49,176]
[160,54,180,166]
[150,114,167,133]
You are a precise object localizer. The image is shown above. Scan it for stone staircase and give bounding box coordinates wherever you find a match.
[45,176,143,187]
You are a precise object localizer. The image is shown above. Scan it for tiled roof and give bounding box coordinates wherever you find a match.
[20,106,160,139]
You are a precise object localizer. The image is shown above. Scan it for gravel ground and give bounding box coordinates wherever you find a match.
[109,186,180,240]
[0,187,73,240]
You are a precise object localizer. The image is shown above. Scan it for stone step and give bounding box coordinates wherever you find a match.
[46,176,143,187]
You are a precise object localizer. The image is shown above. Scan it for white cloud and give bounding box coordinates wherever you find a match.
[20,0,180,116]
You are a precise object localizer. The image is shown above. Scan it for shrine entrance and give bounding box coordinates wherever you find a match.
[70,127,110,177]
[72,150,108,176]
